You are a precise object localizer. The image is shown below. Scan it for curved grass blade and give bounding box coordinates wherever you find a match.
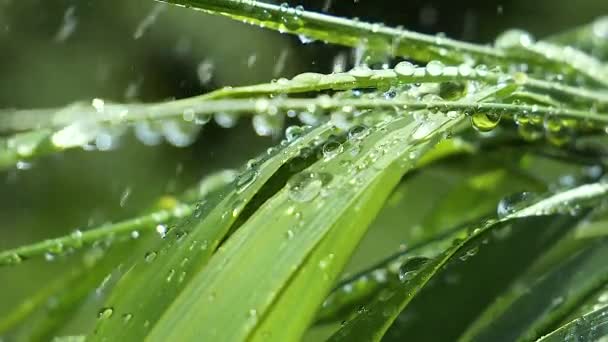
[315,225,463,325]
[3,247,128,341]
[328,181,608,341]
[159,0,505,65]
[536,304,608,342]
[0,203,192,266]
[0,129,57,170]
[316,149,545,324]
[3,64,605,136]
[4,97,608,134]
[459,238,608,342]
[160,1,606,86]
[90,123,338,340]
[0,169,235,266]
[561,283,608,324]
[140,109,463,341]
[546,16,608,61]
[329,215,580,342]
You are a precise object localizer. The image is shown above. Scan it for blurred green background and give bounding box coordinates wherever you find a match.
[0,0,606,321]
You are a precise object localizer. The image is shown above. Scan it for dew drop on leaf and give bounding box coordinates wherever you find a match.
[497,192,538,218]
[425,60,445,76]
[144,251,157,263]
[285,125,304,142]
[291,72,323,85]
[348,124,369,141]
[288,172,325,203]
[322,141,344,160]
[458,63,474,77]
[98,307,114,319]
[394,61,416,77]
[495,29,535,49]
[474,64,489,77]
[214,112,238,128]
[155,224,168,238]
[348,65,374,79]
[122,313,133,324]
[471,112,501,132]
[236,169,258,193]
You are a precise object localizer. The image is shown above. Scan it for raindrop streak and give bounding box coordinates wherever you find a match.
[133,3,167,39]
[54,6,78,42]
[197,59,214,85]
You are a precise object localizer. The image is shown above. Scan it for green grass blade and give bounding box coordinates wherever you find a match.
[459,238,608,342]
[142,110,463,341]
[316,149,545,324]
[158,0,505,65]
[328,181,608,341]
[90,122,337,340]
[0,169,234,266]
[546,16,608,61]
[536,305,608,342]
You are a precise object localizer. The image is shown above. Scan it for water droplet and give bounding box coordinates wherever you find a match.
[236,169,258,193]
[348,125,369,140]
[285,229,295,239]
[70,229,83,247]
[322,141,344,160]
[291,72,323,85]
[515,114,543,141]
[471,112,501,132]
[513,72,528,85]
[394,61,416,77]
[122,313,133,323]
[458,64,474,77]
[156,224,168,238]
[398,269,416,282]
[372,269,388,283]
[52,121,103,148]
[279,3,304,30]
[425,60,445,76]
[162,120,201,147]
[285,125,305,142]
[495,29,535,49]
[5,253,23,265]
[144,251,157,263]
[497,192,538,218]
[166,269,175,282]
[474,64,489,77]
[252,114,281,136]
[319,253,335,270]
[348,65,374,79]
[98,307,114,319]
[544,115,572,146]
[288,172,327,203]
[249,309,258,319]
[214,112,238,128]
[459,246,479,261]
